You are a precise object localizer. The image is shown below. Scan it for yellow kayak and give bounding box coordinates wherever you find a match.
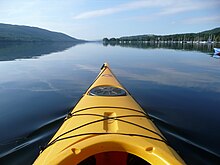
[34,63,185,165]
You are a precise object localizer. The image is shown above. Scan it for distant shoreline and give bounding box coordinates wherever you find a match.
[103,27,220,45]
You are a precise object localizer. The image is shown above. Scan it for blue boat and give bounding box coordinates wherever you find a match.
[214,48,220,55]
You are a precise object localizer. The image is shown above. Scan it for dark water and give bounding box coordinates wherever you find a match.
[0,42,220,165]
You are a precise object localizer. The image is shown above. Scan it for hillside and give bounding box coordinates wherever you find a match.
[199,27,220,35]
[103,27,220,44]
[0,23,84,42]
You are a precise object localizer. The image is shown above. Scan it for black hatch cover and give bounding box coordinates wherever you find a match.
[89,86,127,96]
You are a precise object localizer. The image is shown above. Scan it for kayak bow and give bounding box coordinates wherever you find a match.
[34,63,185,165]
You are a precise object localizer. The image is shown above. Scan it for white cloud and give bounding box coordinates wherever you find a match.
[158,5,200,16]
[183,15,220,24]
[156,0,220,17]
[73,0,220,20]
[73,0,171,19]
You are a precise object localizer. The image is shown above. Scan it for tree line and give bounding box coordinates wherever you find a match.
[103,27,220,45]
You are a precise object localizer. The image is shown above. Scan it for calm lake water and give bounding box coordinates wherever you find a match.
[0,42,220,165]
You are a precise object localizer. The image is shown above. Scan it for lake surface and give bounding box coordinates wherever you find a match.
[0,42,220,165]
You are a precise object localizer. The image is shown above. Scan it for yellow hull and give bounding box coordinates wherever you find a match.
[34,63,185,165]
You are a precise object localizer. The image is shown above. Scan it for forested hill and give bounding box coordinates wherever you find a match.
[103,27,220,43]
[0,23,84,42]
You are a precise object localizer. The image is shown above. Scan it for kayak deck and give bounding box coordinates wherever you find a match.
[34,63,185,165]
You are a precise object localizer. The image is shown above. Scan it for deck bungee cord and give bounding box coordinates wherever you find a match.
[42,113,168,151]
[45,133,169,151]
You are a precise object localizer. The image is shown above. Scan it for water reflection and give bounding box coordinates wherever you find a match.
[0,42,82,61]
[0,43,220,165]
[212,54,220,59]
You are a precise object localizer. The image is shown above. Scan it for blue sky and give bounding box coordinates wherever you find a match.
[1,0,220,40]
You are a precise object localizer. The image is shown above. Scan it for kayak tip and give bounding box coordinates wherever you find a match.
[101,62,110,70]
